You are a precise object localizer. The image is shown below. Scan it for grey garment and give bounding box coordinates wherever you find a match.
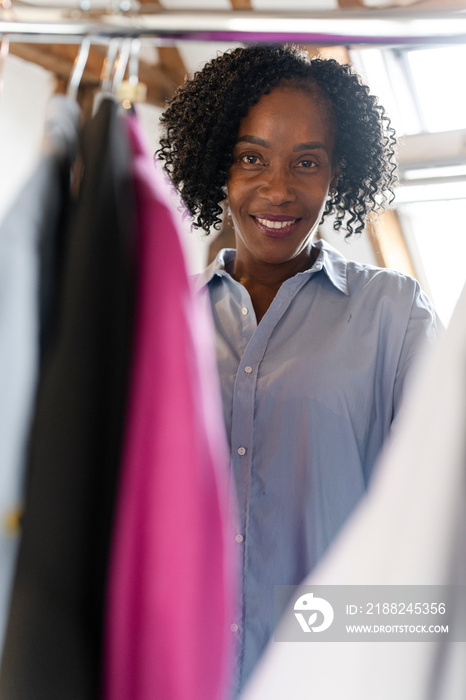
[195,239,439,695]
[0,95,80,662]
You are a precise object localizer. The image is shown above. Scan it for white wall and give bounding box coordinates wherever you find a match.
[0,55,55,221]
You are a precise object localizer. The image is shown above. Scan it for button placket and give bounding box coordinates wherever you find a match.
[210,262,319,687]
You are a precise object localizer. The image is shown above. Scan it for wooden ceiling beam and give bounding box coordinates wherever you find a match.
[300,45,351,63]
[230,0,254,9]
[338,0,365,7]
[9,44,90,84]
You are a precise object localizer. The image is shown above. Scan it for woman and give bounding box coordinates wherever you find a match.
[158,45,438,695]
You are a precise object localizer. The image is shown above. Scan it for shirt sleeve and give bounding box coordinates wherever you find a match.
[392,280,441,421]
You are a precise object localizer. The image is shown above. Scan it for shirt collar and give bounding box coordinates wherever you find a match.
[313,238,349,295]
[192,249,236,293]
[193,239,349,296]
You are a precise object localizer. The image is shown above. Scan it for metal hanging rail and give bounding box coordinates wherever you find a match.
[0,7,466,46]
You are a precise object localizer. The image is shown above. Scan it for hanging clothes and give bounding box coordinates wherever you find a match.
[241,283,466,700]
[0,95,80,662]
[0,98,136,700]
[104,113,236,700]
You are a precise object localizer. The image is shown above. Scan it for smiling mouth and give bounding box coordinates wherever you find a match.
[252,215,301,237]
[255,217,298,229]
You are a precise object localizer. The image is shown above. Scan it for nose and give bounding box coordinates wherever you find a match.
[258,164,297,205]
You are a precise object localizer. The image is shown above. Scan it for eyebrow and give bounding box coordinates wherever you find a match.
[236,135,268,147]
[293,142,327,152]
[236,135,328,152]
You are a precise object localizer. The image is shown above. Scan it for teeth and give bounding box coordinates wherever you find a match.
[256,217,297,229]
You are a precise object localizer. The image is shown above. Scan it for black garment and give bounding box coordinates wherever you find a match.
[0,99,136,700]
[38,95,81,361]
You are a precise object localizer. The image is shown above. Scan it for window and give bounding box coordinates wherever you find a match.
[350,44,466,325]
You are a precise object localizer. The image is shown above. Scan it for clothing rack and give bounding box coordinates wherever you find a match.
[1,7,466,46]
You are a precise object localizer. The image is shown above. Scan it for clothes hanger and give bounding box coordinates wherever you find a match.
[111,37,131,95]
[67,37,91,103]
[100,38,121,95]
[117,38,147,107]
[94,38,134,115]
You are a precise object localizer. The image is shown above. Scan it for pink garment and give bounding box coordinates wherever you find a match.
[105,114,236,700]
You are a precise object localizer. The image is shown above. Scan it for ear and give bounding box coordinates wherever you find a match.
[330,164,341,192]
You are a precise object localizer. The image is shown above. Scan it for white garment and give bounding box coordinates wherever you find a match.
[241,282,466,700]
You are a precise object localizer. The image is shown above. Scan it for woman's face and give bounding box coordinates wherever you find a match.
[228,85,339,269]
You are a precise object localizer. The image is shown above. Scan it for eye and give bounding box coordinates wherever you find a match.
[298,159,317,169]
[242,154,260,165]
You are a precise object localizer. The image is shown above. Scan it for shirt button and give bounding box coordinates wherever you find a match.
[237,446,246,456]
[230,623,239,632]
[244,366,253,374]
[241,307,248,315]
[235,534,244,543]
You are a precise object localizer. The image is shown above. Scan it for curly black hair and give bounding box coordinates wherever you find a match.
[157,44,397,237]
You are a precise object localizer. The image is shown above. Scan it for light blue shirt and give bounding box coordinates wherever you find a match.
[195,239,439,695]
